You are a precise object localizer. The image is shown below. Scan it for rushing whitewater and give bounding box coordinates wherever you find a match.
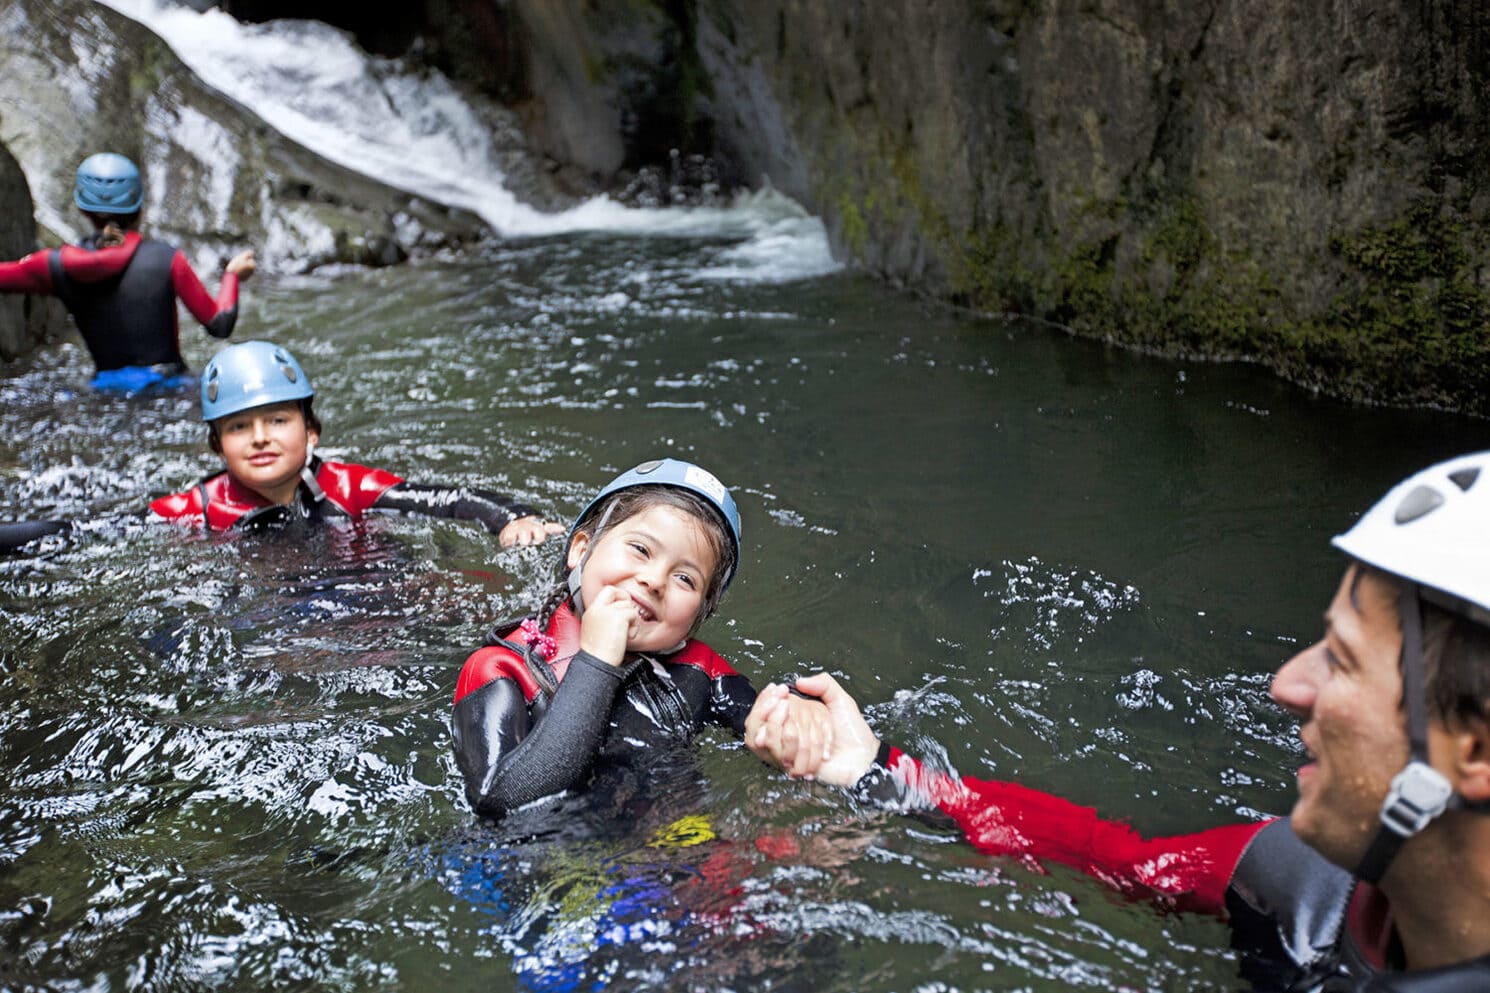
[92,0,839,283]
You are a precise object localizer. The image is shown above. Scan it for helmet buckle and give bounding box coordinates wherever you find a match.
[1378,760,1453,839]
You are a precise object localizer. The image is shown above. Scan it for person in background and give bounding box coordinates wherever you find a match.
[147,340,562,544]
[0,152,256,393]
[451,458,831,820]
[748,452,1490,991]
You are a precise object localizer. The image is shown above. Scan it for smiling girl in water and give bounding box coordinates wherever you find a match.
[450,458,829,818]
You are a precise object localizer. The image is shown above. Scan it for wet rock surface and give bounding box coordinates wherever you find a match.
[0,0,491,278]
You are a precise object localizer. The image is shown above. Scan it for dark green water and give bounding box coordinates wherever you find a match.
[2,233,1488,991]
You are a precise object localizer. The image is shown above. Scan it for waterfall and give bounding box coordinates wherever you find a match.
[92,0,840,283]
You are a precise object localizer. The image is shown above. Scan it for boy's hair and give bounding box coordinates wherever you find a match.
[1356,564,1490,724]
[206,398,323,455]
[83,210,140,235]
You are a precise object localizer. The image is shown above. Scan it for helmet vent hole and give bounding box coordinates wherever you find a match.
[1394,485,1445,525]
[1449,467,1480,492]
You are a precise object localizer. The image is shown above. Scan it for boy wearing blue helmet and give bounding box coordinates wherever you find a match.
[0,152,257,392]
[451,458,830,819]
[149,340,561,546]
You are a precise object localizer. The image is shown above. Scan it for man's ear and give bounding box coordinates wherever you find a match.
[1450,708,1490,805]
[566,531,590,571]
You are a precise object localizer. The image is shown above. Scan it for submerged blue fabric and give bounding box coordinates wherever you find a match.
[90,364,194,395]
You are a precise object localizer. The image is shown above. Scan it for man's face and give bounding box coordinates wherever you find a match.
[1270,567,1409,869]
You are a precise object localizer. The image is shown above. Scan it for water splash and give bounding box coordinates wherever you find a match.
[976,557,1142,650]
[91,0,841,282]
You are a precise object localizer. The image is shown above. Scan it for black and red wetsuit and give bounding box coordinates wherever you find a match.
[149,457,537,533]
[450,603,757,820]
[0,229,241,374]
[857,747,1490,991]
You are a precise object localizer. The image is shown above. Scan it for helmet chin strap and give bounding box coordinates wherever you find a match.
[299,445,326,505]
[567,501,620,617]
[1355,583,1463,884]
[568,560,586,615]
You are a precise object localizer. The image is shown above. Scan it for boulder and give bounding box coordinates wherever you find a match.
[0,0,489,274]
[0,140,66,361]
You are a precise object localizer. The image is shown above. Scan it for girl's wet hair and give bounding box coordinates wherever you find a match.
[206,398,322,455]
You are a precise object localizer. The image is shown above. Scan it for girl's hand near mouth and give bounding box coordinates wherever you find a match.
[579,584,642,666]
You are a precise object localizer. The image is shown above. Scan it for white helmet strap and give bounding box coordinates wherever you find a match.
[567,499,621,617]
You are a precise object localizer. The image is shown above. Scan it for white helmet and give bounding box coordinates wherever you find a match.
[1331,450,1490,884]
[1332,450,1490,628]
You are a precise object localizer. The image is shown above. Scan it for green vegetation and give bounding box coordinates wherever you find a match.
[942,193,1490,414]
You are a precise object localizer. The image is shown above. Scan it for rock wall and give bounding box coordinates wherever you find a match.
[693,0,1490,413]
[0,140,64,361]
[403,0,1490,413]
[26,0,1488,410]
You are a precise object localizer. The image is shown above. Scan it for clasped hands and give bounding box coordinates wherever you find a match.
[744,673,882,788]
[574,585,882,789]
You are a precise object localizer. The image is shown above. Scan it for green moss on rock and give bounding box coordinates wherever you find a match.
[943,191,1490,414]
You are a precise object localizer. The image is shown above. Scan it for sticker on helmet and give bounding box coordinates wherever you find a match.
[684,466,726,505]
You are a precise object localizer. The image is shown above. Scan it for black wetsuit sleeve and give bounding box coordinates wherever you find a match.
[712,672,758,736]
[849,742,924,809]
[0,510,154,554]
[371,483,537,534]
[457,651,638,818]
[203,307,236,340]
[0,520,71,553]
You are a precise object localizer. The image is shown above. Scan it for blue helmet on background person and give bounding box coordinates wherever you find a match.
[200,341,313,422]
[73,153,144,214]
[568,458,743,593]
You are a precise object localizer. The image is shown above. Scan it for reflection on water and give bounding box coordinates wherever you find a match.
[3,234,1490,991]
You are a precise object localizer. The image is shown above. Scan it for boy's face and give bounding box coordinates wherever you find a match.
[215,400,318,505]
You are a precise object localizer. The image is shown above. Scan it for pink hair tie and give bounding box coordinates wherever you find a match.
[519,618,558,661]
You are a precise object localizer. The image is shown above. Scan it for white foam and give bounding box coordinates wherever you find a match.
[91,0,841,283]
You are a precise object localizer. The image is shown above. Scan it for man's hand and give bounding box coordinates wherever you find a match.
[225,249,257,279]
[747,673,880,787]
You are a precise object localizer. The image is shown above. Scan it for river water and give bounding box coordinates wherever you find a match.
[5,4,1490,990]
[4,230,1489,992]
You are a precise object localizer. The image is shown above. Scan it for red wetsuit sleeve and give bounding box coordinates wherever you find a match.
[0,251,55,293]
[886,749,1267,916]
[0,235,143,294]
[149,489,204,525]
[317,462,406,516]
[170,251,240,338]
[59,241,138,282]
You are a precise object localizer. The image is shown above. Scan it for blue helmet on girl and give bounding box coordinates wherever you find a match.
[73,153,144,214]
[569,458,742,592]
[200,341,313,422]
